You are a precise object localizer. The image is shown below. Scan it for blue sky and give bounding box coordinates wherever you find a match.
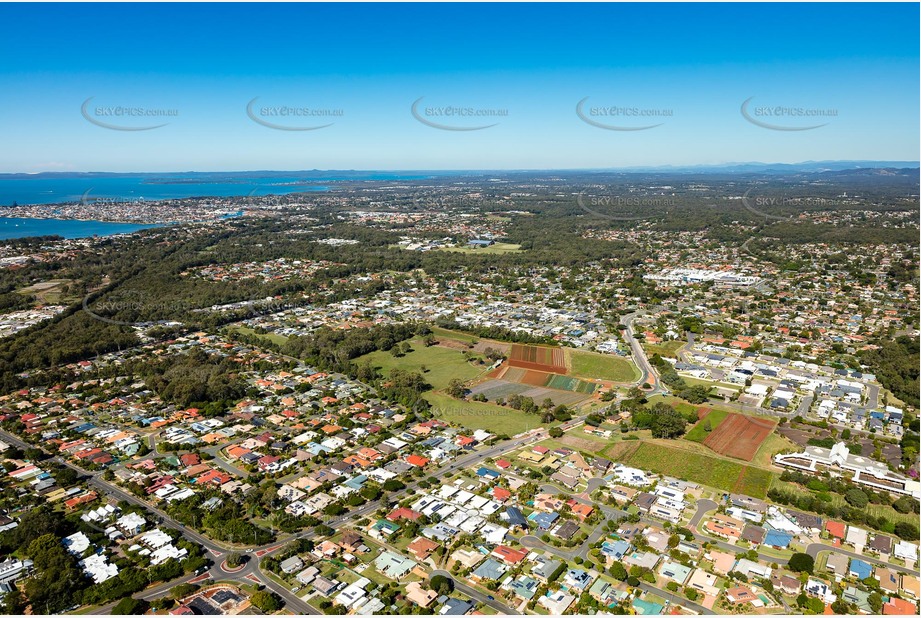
[0,3,917,172]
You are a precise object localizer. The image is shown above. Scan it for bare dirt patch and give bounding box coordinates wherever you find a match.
[703,413,776,462]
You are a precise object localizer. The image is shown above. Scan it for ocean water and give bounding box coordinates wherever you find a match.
[0,171,435,207]
[0,171,436,240]
[0,217,161,241]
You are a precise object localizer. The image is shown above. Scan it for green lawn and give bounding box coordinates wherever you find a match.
[429,326,480,343]
[685,409,730,442]
[750,432,799,468]
[641,340,685,358]
[438,242,522,254]
[227,325,290,346]
[358,338,487,390]
[425,392,543,436]
[607,440,775,498]
[568,349,640,383]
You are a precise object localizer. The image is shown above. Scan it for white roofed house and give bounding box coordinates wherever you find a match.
[80,552,119,584]
[115,512,146,536]
[846,526,869,551]
[895,540,919,564]
[278,485,306,503]
[63,531,91,556]
[774,442,921,500]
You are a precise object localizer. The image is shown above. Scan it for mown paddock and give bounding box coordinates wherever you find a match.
[703,413,776,461]
[607,440,775,499]
[684,408,731,443]
[568,349,640,383]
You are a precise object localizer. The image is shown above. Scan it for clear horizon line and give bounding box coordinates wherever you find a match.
[3,160,920,176]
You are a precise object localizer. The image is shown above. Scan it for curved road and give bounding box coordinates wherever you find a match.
[621,311,668,397]
[431,570,515,614]
[2,426,553,615]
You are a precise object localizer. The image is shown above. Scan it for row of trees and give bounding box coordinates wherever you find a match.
[648,353,713,404]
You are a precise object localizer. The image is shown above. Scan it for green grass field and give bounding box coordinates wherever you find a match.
[641,340,685,359]
[358,338,486,390]
[438,242,522,254]
[750,432,799,468]
[607,440,775,498]
[228,325,290,346]
[429,326,480,343]
[424,392,542,436]
[568,349,641,383]
[685,409,731,442]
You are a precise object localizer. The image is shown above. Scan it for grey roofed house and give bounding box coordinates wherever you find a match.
[385,460,414,475]
[503,507,528,529]
[312,575,339,596]
[531,558,562,582]
[787,510,822,532]
[280,555,304,574]
[439,598,474,615]
[554,520,580,540]
[741,524,766,545]
[331,461,353,474]
[550,471,580,489]
[472,558,506,581]
[593,457,612,472]
[824,552,849,574]
[296,565,320,585]
[634,492,657,512]
[729,494,768,513]
[868,535,892,554]
[32,479,56,493]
